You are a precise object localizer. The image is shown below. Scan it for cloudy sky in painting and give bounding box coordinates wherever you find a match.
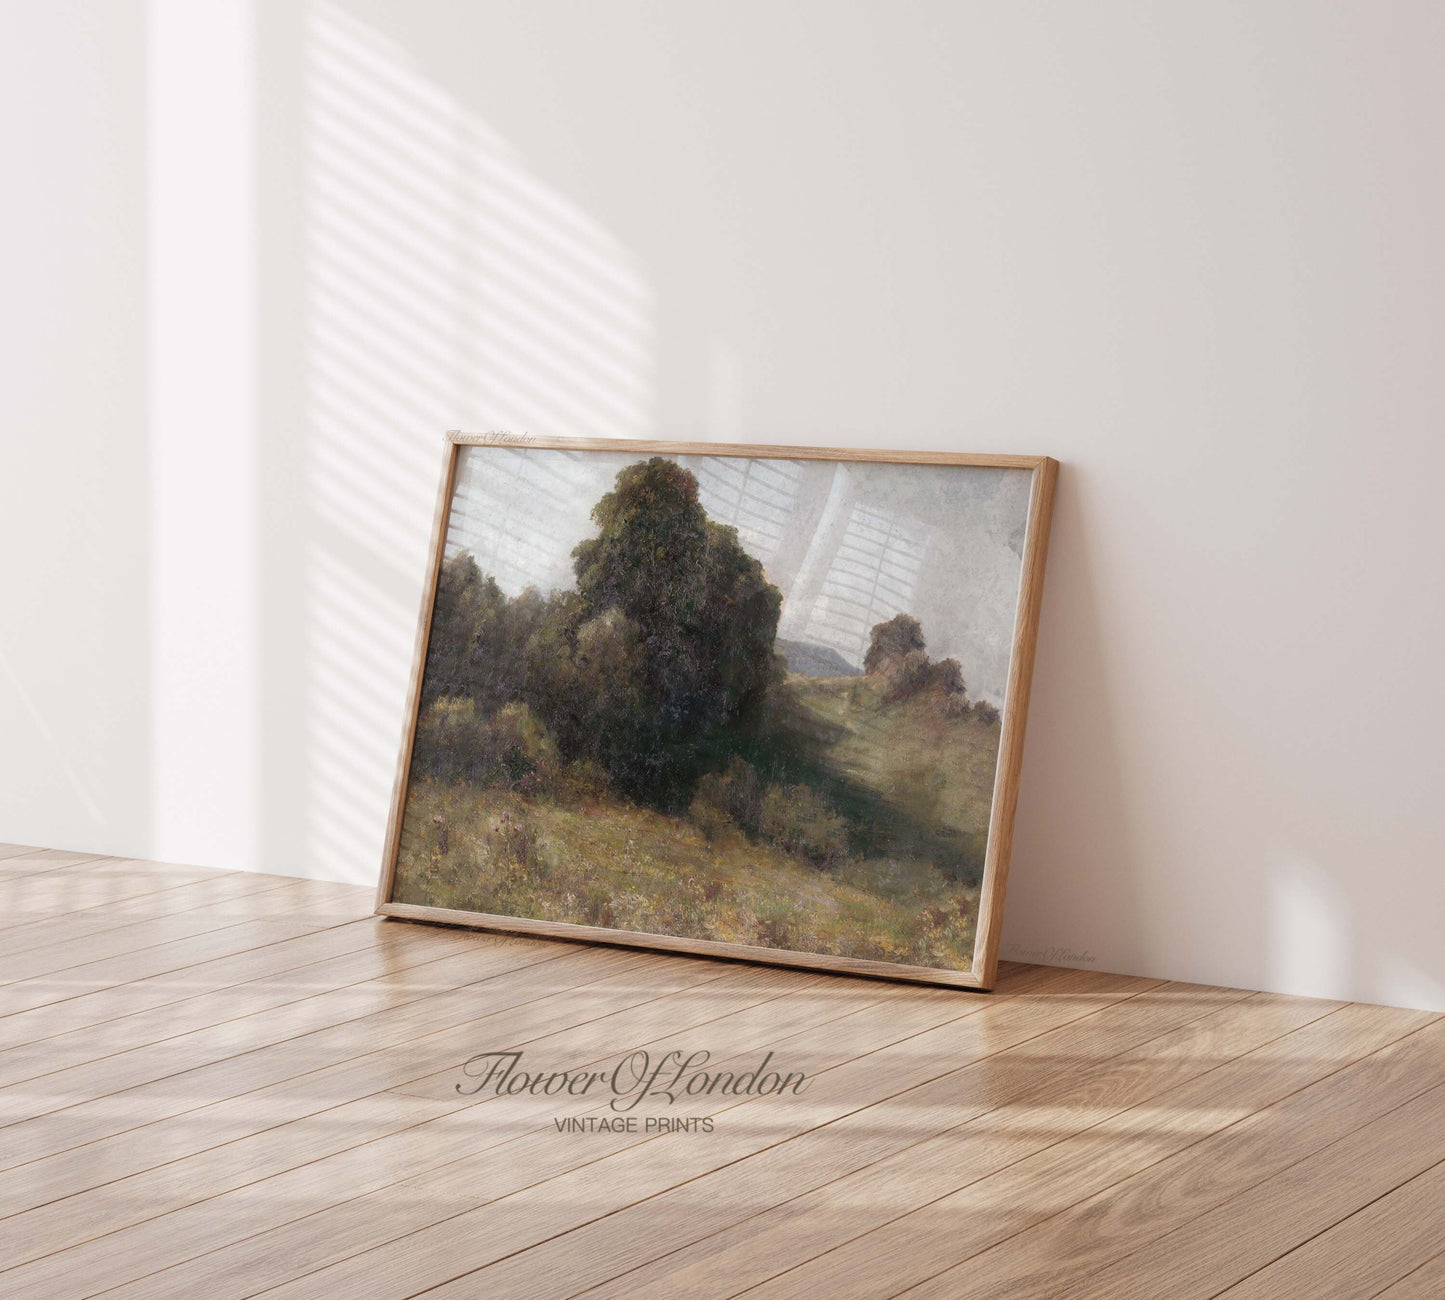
[442,445,1032,703]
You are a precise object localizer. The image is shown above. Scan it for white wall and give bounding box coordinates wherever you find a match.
[3,0,1443,1010]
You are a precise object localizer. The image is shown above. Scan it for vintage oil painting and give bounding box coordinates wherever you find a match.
[381,437,1054,985]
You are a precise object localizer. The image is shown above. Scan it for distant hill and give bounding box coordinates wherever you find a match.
[776,638,861,677]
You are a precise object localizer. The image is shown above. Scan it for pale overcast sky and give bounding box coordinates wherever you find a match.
[443,446,1031,703]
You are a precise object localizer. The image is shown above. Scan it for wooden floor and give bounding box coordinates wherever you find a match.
[1,848,1442,1300]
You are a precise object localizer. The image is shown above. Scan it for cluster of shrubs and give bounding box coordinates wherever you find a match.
[416,695,852,872]
[413,697,608,804]
[886,651,969,715]
[862,613,1004,723]
[415,699,555,789]
[687,756,849,868]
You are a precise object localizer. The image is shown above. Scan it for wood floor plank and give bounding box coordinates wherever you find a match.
[0,915,407,1051]
[217,969,1157,1300]
[11,960,828,1298]
[1214,1159,1445,1299]
[0,868,322,961]
[0,876,368,984]
[1,848,110,867]
[447,977,1252,1300]
[1374,1251,1445,1298]
[1,854,1441,1300]
[0,929,558,1125]
[0,849,111,879]
[0,947,717,1274]
[741,1000,1436,1300]
[71,967,1043,1300]
[0,880,373,1018]
[886,1009,1445,1300]
[0,920,478,1091]
[0,933,592,1182]
[1062,1087,1445,1299]
[576,987,1337,1300]
[0,859,225,931]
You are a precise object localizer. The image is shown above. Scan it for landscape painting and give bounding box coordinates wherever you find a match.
[379,436,1056,987]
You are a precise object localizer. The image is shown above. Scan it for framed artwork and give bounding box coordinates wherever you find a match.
[377,434,1057,989]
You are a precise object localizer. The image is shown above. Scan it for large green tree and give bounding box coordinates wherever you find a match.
[568,457,782,802]
[419,459,783,807]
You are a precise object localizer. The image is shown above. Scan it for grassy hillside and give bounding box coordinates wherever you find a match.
[392,673,1000,972]
[778,674,1001,880]
[394,779,979,968]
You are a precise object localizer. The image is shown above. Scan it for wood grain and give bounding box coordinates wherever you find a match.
[1055,1080,1445,1298]
[18,963,832,1297]
[894,1011,1445,1299]
[0,937,602,1185]
[443,978,1257,1300]
[740,1001,1436,1300]
[0,922,481,1099]
[1215,1157,1445,1299]
[0,857,221,932]
[229,970,1152,1299]
[0,878,372,1018]
[447,432,1051,469]
[0,874,358,984]
[0,913,394,1051]
[1374,1251,1445,1298]
[0,944,671,1272]
[380,899,995,988]
[75,965,1064,1300]
[1,856,1442,1300]
[0,848,110,878]
[574,988,1335,1300]
[973,453,1056,986]
[0,867,314,961]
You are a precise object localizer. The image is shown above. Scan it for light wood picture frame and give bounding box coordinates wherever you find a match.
[377,434,1056,990]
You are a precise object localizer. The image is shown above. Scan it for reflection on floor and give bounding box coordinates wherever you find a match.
[0,843,1441,1299]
